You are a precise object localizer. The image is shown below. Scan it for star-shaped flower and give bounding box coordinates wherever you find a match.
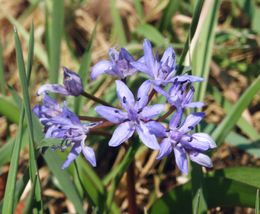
[147,110,216,174]
[95,80,165,150]
[33,95,97,169]
[37,67,83,96]
[91,48,137,80]
[131,39,203,87]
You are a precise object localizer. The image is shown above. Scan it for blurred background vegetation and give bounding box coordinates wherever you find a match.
[0,0,259,213]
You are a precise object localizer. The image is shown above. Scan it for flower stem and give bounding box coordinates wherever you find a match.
[148,88,156,103]
[157,105,176,122]
[78,115,105,122]
[81,91,112,107]
[127,159,137,214]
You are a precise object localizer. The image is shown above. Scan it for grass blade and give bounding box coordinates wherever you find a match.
[49,0,64,83]
[2,110,25,214]
[212,75,260,145]
[27,22,34,81]
[74,24,97,114]
[192,0,220,102]
[256,189,259,214]
[110,0,127,45]
[43,151,85,214]
[177,0,204,74]
[0,37,6,94]
[0,95,20,123]
[14,27,43,213]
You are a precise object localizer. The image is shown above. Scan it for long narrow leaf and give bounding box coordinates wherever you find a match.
[14,27,43,213]
[49,0,64,83]
[0,37,6,94]
[2,110,25,214]
[212,76,260,145]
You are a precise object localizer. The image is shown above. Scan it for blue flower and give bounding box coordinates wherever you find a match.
[153,80,204,111]
[147,111,216,174]
[91,48,137,80]
[131,39,203,86]
[95,80,165,150]
[37,67,83,96]
[33,95,97,169]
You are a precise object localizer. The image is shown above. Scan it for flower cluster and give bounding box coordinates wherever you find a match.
[34,39,216,173]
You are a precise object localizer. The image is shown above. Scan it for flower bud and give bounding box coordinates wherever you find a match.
[63,67,83,96]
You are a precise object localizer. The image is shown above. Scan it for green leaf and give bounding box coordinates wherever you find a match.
[0,37,6,94]
[6,15,48,68]
[14,27,43,213]
[110,0,127,45]
[177,0,204,74]
[149,176,258,213]
[2,110,25,214]
[43,150,85,214]
[74,24,97,114]
[256,189,259,214]
[26,22,34,81]
[134,24,167,46]
[192,1,220,102]
[212,76,260,145]
[48,0,64,83]
[37,138,63,149]
[133,0,144,22]
[0,95,20,123]
[159,0,180,31]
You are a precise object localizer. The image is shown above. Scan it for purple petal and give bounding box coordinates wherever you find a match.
[170,75,204,83]
[130,61,150,76]
[119,48,134,62]
[109,122,135,147]
[189,151,213,168]
[157,138,172,160]
[63,67,83,96]
[153,85,169,98]
[62,144,82,169]
[191,133,217,149]
[184,102,204,108]
[136,80,151,109]
[140,104,165,120]
[37,84,69,96]
[136,122,160,150]
[95,106,127,123]
[145,121,167,138]
[81,141,96,167]
[174,145,188,174]
[91,60,112,80]
[61,104,81,124]
[169,109,183,129]
[178,112,205,133]
[109,48,119,62]
[143,39,155,69]
[161,47,175,68]
[115,80,135,109]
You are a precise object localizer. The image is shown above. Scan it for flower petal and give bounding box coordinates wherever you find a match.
[136,122,160,150]
[109,122,135,147]
[170,75,204,83]
[95,106,127,123]
[37,84,69,96]
[62,144,82,169]
[191,133,217,149]
[119,48,134,62]
[115,80,135,109]
[91,60,112,80]
[143,39,155,69]
[140,104,165,120]
[145,121,167,138]
[157,138,173,160]
[174,145,188,174]
[169,109,183,129]
[81,142,97,167]
[136,80,151,109]
[130,61,150,76]
[161,47,176,68]
[153,85,169,98]
[189,151,213,168]
[184,102,204,108]
[178,112,205,133]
